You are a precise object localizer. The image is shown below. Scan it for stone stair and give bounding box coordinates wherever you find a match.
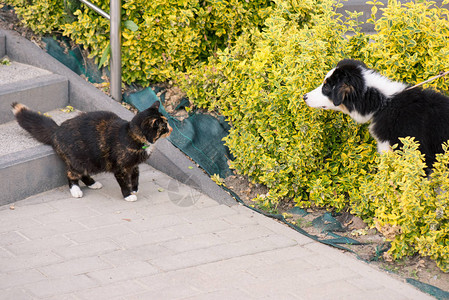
[0,62,68,122]
[0,60,75,204]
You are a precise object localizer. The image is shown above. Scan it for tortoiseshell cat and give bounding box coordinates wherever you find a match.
[12,101,172,201]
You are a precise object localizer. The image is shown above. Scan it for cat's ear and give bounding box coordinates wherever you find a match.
[150,101,160,109]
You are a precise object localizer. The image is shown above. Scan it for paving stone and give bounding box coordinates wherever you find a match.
[247,258,315,282]
[75,280,147,300]
[31,208,101,224]
[135,201,199,218]
[178,204,236,222]
[298,280,363,300]
[160,232,224,252]
[85,197,154,214]
[0,251,63,273]
[184,267,261,292]
[181,288,255,300]
[77,213,138,229]
[43,293,80,300]
[202,234,297,261]
[38,256,113,277]
[53,239,121,260]
[136,267,212,292]
[221,211,260,226]
[0,269,47,290]
[122,213,186,233]
[100,244,176,266]
[111,228,179,249]
[148,247,223,272]
[297,267,359,286]
[250,245,315,265]
[0,287,35,300]
[86,261,160,285]
[213,224,275,243]
[239,275,310,300]
[166,219,231,237]
[18,221,86,239]
[5,235,74,256]
[194,255,263,277]
[64,224,136,244]
[0,231,29,247]
[346,276,386,291]
[0,216,42,234]
[24,275,97,298]
[5,202,56,217]
[338,289,419,300]
[0,247,13,259]
[125,280,202,300]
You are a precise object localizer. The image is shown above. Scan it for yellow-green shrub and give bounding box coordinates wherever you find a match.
[6,0,273,83]
[349,0,449,91]
[7,0,68,33]
[353,138,449,272]
[178,0,374,209]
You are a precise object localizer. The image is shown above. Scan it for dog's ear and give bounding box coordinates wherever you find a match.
[333,83,354,106]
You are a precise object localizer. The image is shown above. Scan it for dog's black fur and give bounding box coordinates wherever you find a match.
[304,59,449,170]
[12,101,171,201]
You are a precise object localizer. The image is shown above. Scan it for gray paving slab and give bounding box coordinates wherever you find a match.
[0,164,434,300]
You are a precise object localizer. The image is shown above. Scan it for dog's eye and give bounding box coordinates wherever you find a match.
[322,83,331,94]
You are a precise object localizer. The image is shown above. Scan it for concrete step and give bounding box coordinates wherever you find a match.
[0,61,68,124]
[0,109,80,205]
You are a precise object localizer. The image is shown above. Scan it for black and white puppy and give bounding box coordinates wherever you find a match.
[304,59,449,170]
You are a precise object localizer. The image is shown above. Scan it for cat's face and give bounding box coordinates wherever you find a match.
[136,101,172,144]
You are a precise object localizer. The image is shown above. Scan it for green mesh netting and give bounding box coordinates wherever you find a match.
[43,36,104,84]
[406,278,449,300]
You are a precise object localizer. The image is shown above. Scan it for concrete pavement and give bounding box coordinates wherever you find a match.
[0,164,433,299]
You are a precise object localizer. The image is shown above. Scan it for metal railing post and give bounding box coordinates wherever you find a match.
[109,0,122,102]
[77,0,122,102]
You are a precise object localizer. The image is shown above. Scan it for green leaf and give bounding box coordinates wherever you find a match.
[124,20,139,32]
[98,42,110,69]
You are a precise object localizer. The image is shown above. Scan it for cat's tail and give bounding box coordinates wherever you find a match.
[11,102,59,145]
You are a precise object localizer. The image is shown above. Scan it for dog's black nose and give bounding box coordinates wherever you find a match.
[303,94,308,101]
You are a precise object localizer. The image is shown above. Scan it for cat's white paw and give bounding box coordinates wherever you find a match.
[70,185,83,198]
[124,194,137,202]
[88,182,103,189]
